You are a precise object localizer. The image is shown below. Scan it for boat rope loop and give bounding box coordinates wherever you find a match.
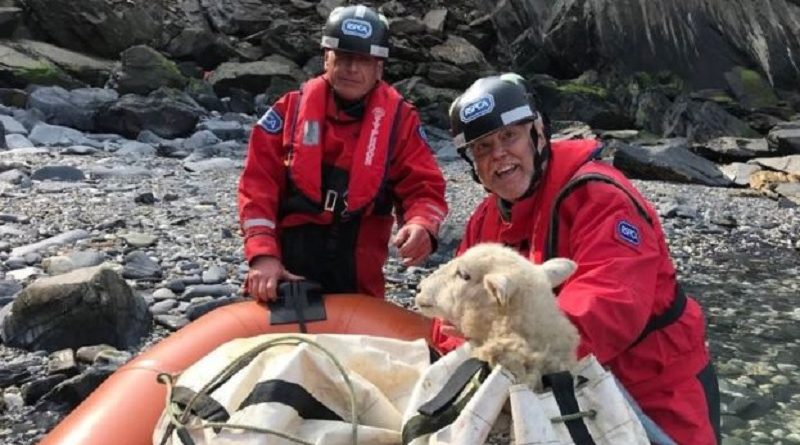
[157,335,359,445]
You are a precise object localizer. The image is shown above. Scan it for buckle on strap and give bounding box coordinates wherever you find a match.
[323,190,337,212]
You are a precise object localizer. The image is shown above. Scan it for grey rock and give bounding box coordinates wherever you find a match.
[21,374,67,406]
[121,251,162,280]
[182,284,236,300]
[207,55,307,98]
[149,299,177,315]
[0,169,27,184]
[195,120,245,142]
[85,165,151,179]
[0,280,22,298]
[183,157,239,172]
[422,9,447,34]
[9,229,90,258]
[41,366,114,409]
[0,361,34,387]
[767,127,800,154]
[153,314,190,331]
[93,349,131,368]
[4,133,33,149]
[0,115,26,135]
[23,0,161,59]
[27,87,117,132]
[31,165,85,182]
[729,395,775,420]
[94,88,205,139]
[185,295,239,321]
[612,139,733,186]
[28,123,95,147]
[720,163,761,186]
[115,45,188,96]
[116,141,156,158]
[46,349,76,376]
[60,145,98,155]
[10,40,114,87]
[67,251,106,269]
[75,344,116,364]
[201,266,227,284]
[696,138,773,162]
[121,233,157,248]
[0,266,152,352]
[164,279,186,293]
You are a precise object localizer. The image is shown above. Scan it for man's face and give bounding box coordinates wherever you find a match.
[467,122,539,202]
[324,49,383,101]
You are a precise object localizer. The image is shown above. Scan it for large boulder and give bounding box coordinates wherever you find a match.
[724,66,780,110]
[1,266,152,352]
[611,139,733,186]
[24,0,162,58]
[8,40,114,87]
[663,96,759,143]
[114,45,188,96]
[27,86,118,132]
[767,121,800,155]
[94,88,206,139]
[490,0,800,91]
[199,0,281,36]
[259,18,320,66]
[0,43,79,89]
[207,55,307,99]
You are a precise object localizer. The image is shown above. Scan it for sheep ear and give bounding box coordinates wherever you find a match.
[484,273,511,306]
[541,258,577,288]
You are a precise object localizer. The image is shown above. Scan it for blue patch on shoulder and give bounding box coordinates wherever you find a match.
[258,107,283,134]
[418,125,429,143]
[616,220,640,246]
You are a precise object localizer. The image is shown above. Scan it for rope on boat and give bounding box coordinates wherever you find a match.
[157,335,359,445]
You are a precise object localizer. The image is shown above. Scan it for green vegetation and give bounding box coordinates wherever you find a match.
[556,81,608,98]
[632,70,684,94]
[17,62,63,84]
[730,67,778,108]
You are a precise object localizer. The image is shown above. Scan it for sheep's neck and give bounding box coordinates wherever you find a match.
[468,316,522,347]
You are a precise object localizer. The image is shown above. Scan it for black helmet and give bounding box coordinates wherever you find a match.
[449,73,538,149]
[321,5,390,59]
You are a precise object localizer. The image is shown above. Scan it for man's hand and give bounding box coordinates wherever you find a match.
[246,256,304,302]
[392,223,433,266]
[439,322,464,338]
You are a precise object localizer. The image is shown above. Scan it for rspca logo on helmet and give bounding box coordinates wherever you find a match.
[258,107,283,134]
[616,220,640,246]
[460,95,495,123]
[342,19,372,38]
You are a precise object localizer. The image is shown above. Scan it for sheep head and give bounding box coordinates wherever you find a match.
[415,243,577,343]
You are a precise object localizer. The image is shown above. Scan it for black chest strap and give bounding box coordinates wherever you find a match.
[545,173,652,261]
[545,173,685,349]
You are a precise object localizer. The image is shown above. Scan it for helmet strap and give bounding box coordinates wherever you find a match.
[520,128,551,199]
[458,149,481,183]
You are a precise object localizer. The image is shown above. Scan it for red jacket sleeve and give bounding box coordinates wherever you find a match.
[387,104,448,241]
[237,95,291,263]
[555,182,663,363]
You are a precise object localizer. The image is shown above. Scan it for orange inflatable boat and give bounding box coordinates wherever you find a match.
[39,294,433,445]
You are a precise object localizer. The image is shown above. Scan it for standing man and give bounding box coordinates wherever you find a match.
[239,5,448,301]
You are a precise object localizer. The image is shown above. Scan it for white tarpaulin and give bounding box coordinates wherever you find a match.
[153,334,431,445]
[153,334,650,445]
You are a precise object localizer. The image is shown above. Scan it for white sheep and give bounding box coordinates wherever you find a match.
[416,243,580,390]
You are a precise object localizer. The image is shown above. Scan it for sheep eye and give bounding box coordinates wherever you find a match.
[455,269,471,281]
